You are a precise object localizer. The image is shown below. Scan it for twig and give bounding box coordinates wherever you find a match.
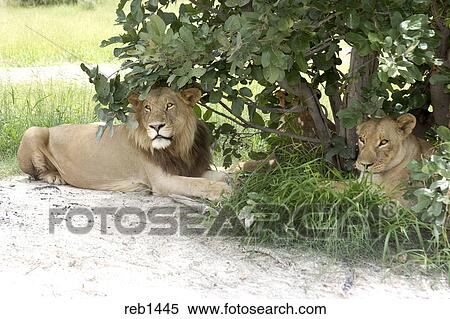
[305,35,345,57]
[313,12,342,30]
[218,101,321,143]
[239,96,301,114]
[200,102,246,126]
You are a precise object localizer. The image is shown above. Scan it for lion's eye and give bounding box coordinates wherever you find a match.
[166,102,175,110]
[144,105,151,112]
[379,139,389,146]
[359,137,365,144]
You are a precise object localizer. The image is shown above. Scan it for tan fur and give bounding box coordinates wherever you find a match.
[17,87,230,200]
[356,114,433,203]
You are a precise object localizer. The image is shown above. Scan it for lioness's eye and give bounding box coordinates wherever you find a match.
[359,137,365,144]
[144,105,151,112]
[166,102,175,110]
[379,139,389,146]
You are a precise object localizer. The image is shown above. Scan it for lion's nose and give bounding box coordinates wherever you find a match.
[149,122,166,132]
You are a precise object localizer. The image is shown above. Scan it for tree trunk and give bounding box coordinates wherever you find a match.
[339,49,378,162]
[280,80,331,148]
[430,24,450,127]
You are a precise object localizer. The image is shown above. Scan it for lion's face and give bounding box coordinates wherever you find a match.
[356,114,417,174]
[129,87,201,151]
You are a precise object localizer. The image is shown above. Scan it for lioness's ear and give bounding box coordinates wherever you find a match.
[397,114,416,136]
[180,88,202,106]
[356,122,365,135]
[128,91,141,107]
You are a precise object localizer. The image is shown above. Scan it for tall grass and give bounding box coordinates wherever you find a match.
[0,81,96,164]
[0,0,119,67]
[216,145,450,269]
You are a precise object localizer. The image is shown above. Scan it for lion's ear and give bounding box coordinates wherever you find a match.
[128,91,141,107]
[180,88,202,106]
[397,114,416,136]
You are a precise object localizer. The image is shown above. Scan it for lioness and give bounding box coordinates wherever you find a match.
[17,87,230,199]
[356,114,433,201]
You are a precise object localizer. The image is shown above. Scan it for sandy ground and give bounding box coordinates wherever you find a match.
[0,175,449,299]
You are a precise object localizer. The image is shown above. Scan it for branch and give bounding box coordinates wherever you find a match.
[217,101,321,143]
[313,12,342,30]
[200,102,246,127]
[305,35,344,58]
[239,96,301,114]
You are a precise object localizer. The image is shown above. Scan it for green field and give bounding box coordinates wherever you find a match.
[0,1,119,67]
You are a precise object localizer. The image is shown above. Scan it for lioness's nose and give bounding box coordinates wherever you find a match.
[149,122,166,132]
[358,161,374,169]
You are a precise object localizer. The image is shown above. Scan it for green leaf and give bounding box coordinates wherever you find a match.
[100,36,122,48]
[427,201,443,217]
[94,74,110,98]
[190,67,207,78]
[225,0,250,7]
[80,63,98,79]
[436,126,450,142]
[430,178,449,191]
[179,26,194,47]
[147,14,166,38]
[263,66,284,83]
[96,125,106,141]
[209,91,222,103]
[203,109,213,121]
[414,188,434,198]
[130,0,144,23]
[251,112,265,126]
[239,87,253,97]
[345,10,360,29]
[400,14,427,31]
[224,15,241,32]
[295,54,308,72]
[126,116,139,129]
[261,50,271,68]
[336,102,363,128]
[231,99,244,116]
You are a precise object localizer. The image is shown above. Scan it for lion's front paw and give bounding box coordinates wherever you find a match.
[41,172,66,185]
[205,181,232,200]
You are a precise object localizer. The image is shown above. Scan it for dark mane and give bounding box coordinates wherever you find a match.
[150,120,212,177]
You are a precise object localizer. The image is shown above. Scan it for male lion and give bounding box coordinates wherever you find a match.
[17,87,230,199]
[356,113,433,202]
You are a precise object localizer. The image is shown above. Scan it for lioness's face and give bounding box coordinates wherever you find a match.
[129,87,201,150]
[356,114,416,174]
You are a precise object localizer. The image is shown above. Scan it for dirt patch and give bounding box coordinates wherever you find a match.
[0,175,448,298]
